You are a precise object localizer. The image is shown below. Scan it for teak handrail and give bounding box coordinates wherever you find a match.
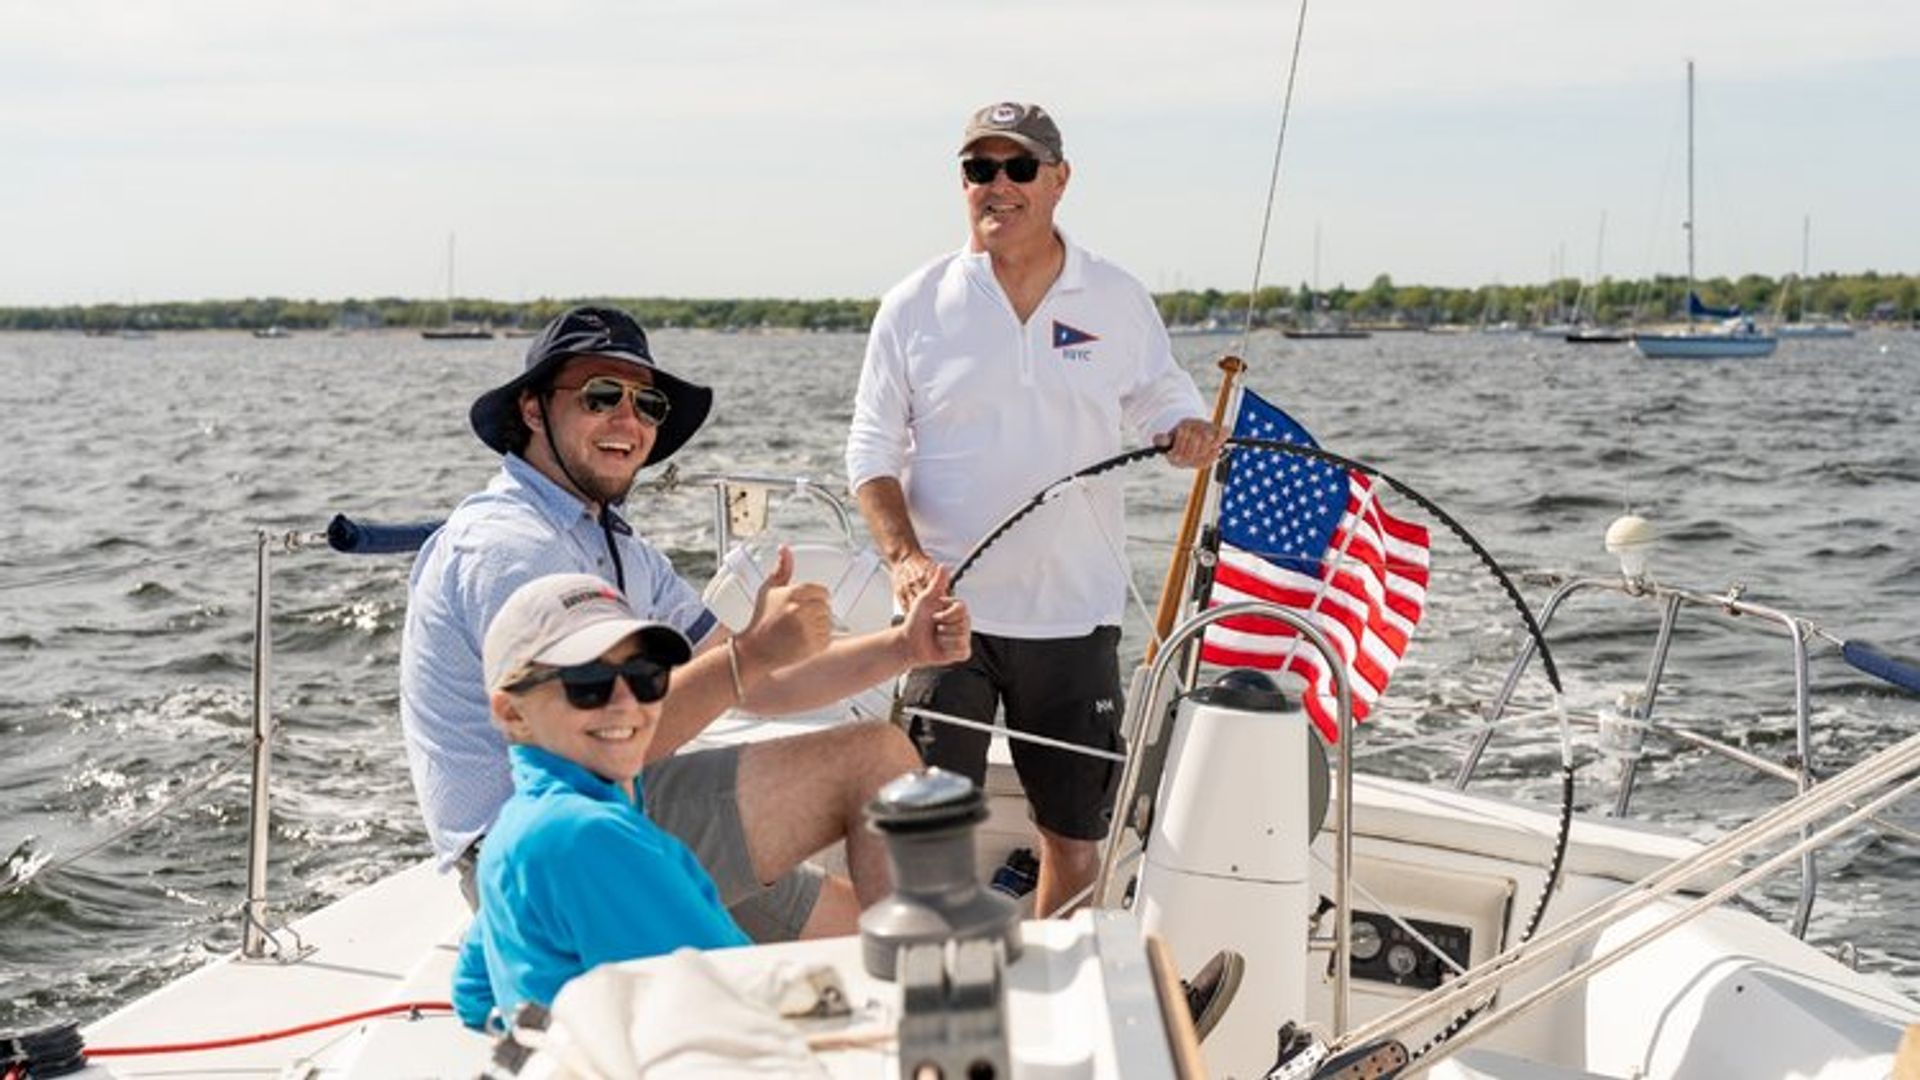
[1146,354,1246,663]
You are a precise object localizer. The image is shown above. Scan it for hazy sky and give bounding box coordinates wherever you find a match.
[4,0,1915,305]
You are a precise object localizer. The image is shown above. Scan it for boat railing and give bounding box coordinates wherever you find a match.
[633,463,861,563]
[1450,570,1865,939]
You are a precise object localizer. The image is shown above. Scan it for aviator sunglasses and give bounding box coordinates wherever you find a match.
[508,656,673,710]
[552,377,671,427]
[961,156,1043,185]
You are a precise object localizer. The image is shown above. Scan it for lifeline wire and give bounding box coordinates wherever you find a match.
[3,748,250,895]
[1068,479,1167,648]
[0,541,259,594]
[1308,848,1468,977]
[903,706,1127,763]
[1350,705,1565,760]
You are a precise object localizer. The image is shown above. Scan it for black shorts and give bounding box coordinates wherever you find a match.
[902,626,1124,841]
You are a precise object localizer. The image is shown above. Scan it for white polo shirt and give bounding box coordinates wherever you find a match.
[847,233,1205,638]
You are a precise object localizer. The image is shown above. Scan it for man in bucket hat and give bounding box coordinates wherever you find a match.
[403,305,971,941]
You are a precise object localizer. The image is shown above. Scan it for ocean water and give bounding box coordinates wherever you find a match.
[1,326,1917,1031]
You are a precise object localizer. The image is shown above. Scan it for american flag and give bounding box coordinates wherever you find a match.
[1199,390,1431,742]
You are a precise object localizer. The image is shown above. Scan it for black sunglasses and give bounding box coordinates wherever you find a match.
[551,377,671,427]
[961,156,1043,185]
[508,657,672,710]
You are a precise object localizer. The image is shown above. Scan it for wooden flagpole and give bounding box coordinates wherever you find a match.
[1146,354,1246,663]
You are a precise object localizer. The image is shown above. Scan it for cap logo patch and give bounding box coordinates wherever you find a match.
[559,585,621,609]
[988,103,1021,124]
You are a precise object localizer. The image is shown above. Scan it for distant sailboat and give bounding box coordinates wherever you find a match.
[1282,308,1371,341]
[1633,62,1776,360]
[422,234,495,340]
[1283,224,1371,340]
[1476,284,1521,334]
[1566,212,1630,343]
[1776,215,1856,339]
[1530,243,1576,338]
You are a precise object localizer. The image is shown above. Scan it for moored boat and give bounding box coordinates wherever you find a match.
[1776,322,1857,339]
[421,233,495,340]
[1282,327,1371,340]
[1633,323,1778,358]
[1633,63,1778,362]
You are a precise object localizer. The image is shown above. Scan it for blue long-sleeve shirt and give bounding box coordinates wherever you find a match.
[452,745,750,1030]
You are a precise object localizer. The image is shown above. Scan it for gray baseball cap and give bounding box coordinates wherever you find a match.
[960,102,1063,163]
[483,573,693,692]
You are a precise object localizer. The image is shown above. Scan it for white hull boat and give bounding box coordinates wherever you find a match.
[1632,330,1779,359]
[1776,323,1858,340]
[30,471,1920,1080]
[1633,62,1779,363]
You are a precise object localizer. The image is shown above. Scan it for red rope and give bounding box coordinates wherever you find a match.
[86,1000,455,1057]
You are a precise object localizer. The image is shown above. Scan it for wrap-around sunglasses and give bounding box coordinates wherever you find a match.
[961,156,1043,185]
[508,657,672,710]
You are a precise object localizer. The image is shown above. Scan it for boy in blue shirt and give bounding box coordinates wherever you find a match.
[453,573,750,1031]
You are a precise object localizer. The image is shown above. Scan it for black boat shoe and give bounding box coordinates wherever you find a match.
[1182,949,1245,1042]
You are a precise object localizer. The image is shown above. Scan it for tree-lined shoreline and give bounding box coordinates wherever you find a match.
[3,271,1914,334]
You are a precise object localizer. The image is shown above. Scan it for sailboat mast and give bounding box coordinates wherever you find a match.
[1684,60,1695,330]
[1312,221,1322,295]
[445,233,457,326]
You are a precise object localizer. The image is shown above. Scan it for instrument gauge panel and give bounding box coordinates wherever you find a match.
[1337,910,1473,991]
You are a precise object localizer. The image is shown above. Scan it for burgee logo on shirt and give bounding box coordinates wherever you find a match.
[1052,320,1099,361]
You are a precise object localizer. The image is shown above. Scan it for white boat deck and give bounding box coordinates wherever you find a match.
[77,859,484,1078]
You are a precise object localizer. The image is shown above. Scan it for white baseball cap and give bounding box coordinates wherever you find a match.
[483,573,692,692]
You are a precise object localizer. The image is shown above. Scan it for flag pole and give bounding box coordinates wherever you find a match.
[1146,354,1246,663]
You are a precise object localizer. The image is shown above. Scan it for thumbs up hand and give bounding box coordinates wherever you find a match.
[735,545,833,675]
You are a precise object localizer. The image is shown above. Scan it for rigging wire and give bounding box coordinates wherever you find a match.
[1236,0,1313,357]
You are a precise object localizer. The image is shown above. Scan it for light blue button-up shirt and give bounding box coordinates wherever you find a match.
[399,454,718,866]
[451,744,749,1030]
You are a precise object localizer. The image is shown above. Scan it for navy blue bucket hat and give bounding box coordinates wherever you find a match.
[469,306,712,467]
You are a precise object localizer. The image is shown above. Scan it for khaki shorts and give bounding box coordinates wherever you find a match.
[456,744,825,943]
[643,744,826,942]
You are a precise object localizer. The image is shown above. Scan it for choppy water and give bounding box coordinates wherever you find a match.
[2,327,1917,1031]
